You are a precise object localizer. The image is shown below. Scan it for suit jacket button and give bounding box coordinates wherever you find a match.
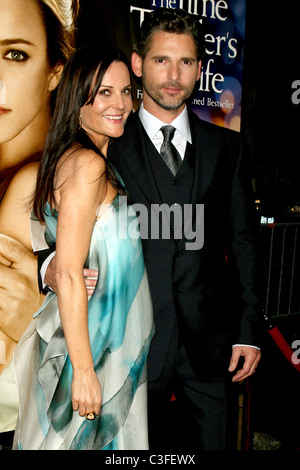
[173,290,182,297]
[173,179,179,185]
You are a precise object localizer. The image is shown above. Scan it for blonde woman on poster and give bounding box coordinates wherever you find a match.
[0,0,78,439]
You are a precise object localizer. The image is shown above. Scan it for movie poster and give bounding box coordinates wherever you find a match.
[133,0,246,131]
[77,0,247,132]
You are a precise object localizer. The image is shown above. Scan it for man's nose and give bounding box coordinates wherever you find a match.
[167,63,180,82]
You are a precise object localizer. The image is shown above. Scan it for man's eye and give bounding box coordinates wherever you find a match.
[4,50,28,62]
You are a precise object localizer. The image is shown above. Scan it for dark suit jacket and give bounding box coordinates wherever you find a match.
[108,109,262,382]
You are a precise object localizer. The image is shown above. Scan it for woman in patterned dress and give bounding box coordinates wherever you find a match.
[12,43,154,450]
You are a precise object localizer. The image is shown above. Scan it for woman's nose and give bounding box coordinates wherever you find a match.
[112,94,126,110]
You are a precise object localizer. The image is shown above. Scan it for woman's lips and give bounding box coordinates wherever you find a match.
[0,107,10,116]
[103,114,124,123]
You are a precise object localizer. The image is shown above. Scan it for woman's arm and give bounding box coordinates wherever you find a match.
[54,149,107,417]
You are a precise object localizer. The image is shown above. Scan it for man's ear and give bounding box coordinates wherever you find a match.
[131,52,143,78]
[47,63,64,92]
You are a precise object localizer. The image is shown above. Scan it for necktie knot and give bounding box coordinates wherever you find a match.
[161,125,176,143]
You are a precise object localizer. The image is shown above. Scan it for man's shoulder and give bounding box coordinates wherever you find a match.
[109,111,141,163]
[126,110,142,130]
[188,108,240,142]
[111,111,141,146]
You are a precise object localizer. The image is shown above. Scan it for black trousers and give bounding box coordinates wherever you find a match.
[147,323,233,451]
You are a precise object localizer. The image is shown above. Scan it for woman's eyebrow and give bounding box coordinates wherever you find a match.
[99,83,132,88]
[0,38,36,47]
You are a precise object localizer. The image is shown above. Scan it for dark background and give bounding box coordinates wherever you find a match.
[243,0,300,220]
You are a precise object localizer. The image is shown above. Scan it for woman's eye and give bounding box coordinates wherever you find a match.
[99,89,111,96]
[4,50,28,62]
[122,88,132,95]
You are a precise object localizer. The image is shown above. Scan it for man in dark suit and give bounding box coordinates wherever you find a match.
[109,8,261,449]
[43,8,262,450]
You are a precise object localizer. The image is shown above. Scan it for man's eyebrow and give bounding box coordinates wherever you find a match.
[0,39,36,47]
[151,55,196,62]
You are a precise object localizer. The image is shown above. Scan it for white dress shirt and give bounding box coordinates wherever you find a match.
[139,103,191,160]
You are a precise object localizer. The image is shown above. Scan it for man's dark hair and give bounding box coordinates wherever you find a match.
[134,8,205,61]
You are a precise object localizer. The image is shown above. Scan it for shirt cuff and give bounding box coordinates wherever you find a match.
[232,344,261,350]
[40,251,56,290]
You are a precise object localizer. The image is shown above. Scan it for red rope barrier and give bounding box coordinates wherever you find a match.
[268,325,300,373]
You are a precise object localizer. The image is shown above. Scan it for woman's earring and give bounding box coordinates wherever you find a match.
[79,115,83,128]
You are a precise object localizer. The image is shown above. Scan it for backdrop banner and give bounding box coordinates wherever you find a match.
[129,0,246,131]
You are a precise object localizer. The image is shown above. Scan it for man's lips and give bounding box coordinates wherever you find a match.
[161,84,184,94]
[164,87,182,94]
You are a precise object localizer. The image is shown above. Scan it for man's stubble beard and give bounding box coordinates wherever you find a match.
[142,75,193,112]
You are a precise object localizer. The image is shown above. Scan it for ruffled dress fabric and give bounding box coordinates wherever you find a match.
[13,195,154,450]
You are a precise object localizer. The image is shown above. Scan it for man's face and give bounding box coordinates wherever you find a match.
[132,31,201,121]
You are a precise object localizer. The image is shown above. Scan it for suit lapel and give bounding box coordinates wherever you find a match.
[110,112,163,206]
[189,111,220,203]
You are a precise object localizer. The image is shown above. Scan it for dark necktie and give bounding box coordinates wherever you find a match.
[160,125,182,175]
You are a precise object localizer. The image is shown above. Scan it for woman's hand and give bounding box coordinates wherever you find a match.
[71,367,102,418]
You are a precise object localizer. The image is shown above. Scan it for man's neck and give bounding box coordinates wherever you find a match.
[142,96,186,124]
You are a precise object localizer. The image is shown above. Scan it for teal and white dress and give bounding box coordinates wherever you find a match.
[13,194,154,450]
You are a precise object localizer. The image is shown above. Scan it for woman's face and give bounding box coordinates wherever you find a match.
[0,0,62,144]
[80,61,132,154]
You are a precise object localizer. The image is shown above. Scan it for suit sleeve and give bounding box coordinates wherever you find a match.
[30,215,55,294]
[37,248,55,294]
[228,134,263,347]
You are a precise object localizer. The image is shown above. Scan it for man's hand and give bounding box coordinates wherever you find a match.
[83,269,98,296]
[228,345,261,382]
[45,255,98,296]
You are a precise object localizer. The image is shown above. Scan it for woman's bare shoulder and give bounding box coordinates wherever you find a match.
[57,146,107,185]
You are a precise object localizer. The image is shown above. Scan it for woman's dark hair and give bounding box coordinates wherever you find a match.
[32,43,130,222]
[134,8,205,62]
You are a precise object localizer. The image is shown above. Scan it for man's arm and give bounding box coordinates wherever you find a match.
[227,134,263,380]
[44,253,98,297]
